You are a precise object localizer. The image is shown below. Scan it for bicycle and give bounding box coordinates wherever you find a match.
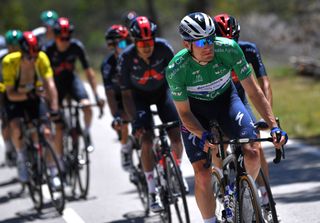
[254,119,284,223]
[152,120,190,223]
[207,120,285,223]
[61,99,103,199]
[22,110,65,214]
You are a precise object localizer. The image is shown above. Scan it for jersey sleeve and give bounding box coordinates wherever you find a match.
[165,61,188,101]
[117,53,132,90]
[2,55,15,87]
[231,42,252,81]
[248,44,267,78]
[75,40,90,69]
[100,57,114,90]
[37,51,53,79]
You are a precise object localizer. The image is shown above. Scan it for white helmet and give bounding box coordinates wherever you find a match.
[179,12,215,41]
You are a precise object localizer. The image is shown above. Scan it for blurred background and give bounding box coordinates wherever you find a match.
[1,0,319,140]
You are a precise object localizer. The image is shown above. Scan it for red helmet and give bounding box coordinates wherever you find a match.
[214,13,240,41]
[53,17,74,37]
[130,16,157,40]
[105,25,129,41]
[19,31,39,57]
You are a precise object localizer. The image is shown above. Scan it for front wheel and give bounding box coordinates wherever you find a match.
[72,131,90,199]
[42,140,65,214]
[258,169,279,223]
[239,175,264,223]
[26,145,43,212]
[164,152,190,223]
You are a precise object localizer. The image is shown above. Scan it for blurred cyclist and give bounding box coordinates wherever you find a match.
[2,32,59,183]
[44,17,105,170]
[0,30,23,166]
[101,24,133,171]
[118,16,187,212]
[32,10,59,47]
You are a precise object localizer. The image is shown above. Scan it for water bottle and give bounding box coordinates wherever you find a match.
[224,185,234,222]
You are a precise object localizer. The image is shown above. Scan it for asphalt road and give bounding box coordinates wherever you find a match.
[0,86,319,223]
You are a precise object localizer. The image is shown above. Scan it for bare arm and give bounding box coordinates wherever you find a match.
[121,89,136,121]
[6,86,28,101]
[105,89,118,117]
[85,67,99,97]
[43,77,58,111]
[257,76,273,107]
[241,74,277,128]
[174,100,206,138]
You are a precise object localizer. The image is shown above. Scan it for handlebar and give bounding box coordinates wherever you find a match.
[61,103,104,119]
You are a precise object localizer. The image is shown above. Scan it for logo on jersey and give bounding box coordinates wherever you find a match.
[138,69,164,85]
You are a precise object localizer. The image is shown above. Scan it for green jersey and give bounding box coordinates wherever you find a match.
[166,37,252,101]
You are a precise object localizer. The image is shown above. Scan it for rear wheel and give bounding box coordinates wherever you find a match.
[164,153,190,223]
[26,145,43,212]
[239,175,264,223]
[42,140,65,214]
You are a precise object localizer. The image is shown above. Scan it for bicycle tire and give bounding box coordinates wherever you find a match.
[259,169,279,223]
[26,145,43,212]
[73,131,90,198]
[164,152,190,223]
[131,147,149,215]
[42,140,65,214]
[211,167,225,221]
[239,175,264,223]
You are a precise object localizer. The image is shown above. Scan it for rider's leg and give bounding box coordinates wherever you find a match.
[243,142,261,180]
[193,160,217,220]
[80,98,93,134]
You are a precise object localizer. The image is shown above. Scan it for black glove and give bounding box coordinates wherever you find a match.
[49,110,61,122]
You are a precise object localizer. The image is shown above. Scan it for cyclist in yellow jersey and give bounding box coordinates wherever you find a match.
[2,32,59,183]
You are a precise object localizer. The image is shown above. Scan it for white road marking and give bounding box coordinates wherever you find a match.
[63,208,86,223]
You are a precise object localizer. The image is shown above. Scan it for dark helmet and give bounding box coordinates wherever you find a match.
[40,10,59,27]
[130,16,157,40]
[53,17,74,36]
[214,13,240,41]
[179,12,215,41]
[123,11,138,28]
[105,25,129,41]
[19,32,39,57]
[5,29,23,46]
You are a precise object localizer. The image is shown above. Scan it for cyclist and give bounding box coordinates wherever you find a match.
[122,11,138,29]
[166,12,288,223]
[2,32,59,183]
[101,24,133,171]
[44,17,105,169]
[118,16,187,212]
[214,13,273,210]
[0,30,23,166]
[32,10,59,48]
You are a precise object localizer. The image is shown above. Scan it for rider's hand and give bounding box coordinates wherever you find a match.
[27,89,38,100]
[95,95,105,108]
[270,127,288,149]
[49,110,61,122]
[199,131,216,153]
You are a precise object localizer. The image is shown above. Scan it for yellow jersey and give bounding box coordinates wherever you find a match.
[2,51,53,90]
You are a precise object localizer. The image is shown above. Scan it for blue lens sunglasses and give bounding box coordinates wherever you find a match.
[194,35,215,48]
